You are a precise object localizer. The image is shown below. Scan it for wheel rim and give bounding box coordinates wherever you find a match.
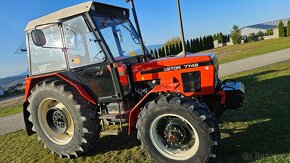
[38,98,74,145]
[149,114,200,160]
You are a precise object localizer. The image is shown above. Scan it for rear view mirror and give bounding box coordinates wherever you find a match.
[31,29,46,47]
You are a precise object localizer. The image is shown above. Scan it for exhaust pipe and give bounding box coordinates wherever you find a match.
[176,0,186,56]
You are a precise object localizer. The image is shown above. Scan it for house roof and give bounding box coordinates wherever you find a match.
[245,24,276,30]
[242,18,290,30]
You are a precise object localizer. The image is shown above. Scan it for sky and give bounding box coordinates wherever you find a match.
[1,0,290,78]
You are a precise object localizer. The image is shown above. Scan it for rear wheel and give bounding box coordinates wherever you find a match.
[136,94,220,163]
[27,79,101,158]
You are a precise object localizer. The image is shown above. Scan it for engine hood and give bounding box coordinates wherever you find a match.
[131,53,215,74]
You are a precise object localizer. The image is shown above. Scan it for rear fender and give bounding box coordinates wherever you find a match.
[24,73,96,104]
[128,83,179,135]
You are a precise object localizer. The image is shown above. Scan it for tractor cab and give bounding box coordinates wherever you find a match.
[25,2,146,104]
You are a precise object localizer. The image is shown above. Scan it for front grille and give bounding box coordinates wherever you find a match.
[181,71,201,93]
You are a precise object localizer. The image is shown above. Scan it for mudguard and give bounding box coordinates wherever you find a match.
[128,83,179,135]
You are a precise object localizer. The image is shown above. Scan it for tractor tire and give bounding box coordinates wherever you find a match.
[27,79,101,158]
[136,94,220,163]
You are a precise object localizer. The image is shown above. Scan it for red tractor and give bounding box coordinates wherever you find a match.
[23,1,244,162]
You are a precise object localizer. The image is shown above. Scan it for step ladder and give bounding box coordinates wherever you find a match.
[99,102,125,136]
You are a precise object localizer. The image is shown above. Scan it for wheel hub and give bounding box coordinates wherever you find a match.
[46,107,68,134]
[150,114,200,160]
[164,123,186,147]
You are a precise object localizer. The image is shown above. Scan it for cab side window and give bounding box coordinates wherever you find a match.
[63,16,106,68]
[29,25,67,75]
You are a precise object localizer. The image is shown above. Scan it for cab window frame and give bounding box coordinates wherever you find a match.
[27,24,68,76]
[62,15,107,69]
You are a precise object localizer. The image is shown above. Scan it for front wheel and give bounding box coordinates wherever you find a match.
[136,95,220,163]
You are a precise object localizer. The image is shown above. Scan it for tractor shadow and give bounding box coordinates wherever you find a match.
[218,68,290,162]
[85,127,141,157]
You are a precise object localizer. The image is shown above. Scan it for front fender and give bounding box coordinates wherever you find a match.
[128,83,179,135]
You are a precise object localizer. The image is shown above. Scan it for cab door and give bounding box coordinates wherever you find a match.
[63,16,123,102]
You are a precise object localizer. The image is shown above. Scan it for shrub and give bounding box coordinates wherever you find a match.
[247,33,256,42]
[266,29,273,36]
[256,31,265,39]
[279,21,284,37]
[287,20,290,37]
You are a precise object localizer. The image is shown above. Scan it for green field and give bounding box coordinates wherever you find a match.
[1,60,290,162]
[203,37,290,64]
[0,105,22,117]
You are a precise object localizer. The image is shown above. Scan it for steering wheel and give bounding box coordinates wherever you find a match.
[93,50,104,62]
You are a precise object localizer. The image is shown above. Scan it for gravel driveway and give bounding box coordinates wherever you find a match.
[219,48,290,77]
[0,95,23,110]
[1,48,290,135]
[0,113,24,135]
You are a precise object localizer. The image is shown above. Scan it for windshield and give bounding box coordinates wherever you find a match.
[93,16,144,60]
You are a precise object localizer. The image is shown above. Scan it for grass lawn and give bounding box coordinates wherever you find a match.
[0,105,22,117]
[202,37,290,64]
[1,60,290,162]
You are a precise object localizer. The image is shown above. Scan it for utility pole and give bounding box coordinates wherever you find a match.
[125,0,147,61]
[176,0,186,56]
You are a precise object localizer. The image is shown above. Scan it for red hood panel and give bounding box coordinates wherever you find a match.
[132,53,213,73]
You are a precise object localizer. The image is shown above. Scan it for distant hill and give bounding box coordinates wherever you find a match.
[0,72,27,90]
[17,70,28,76]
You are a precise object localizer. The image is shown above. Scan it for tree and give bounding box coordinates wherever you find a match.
[256,31,265,39]
[230,24,241,44]
[190,39,194,52]
[202,36,207,50]
[287,20,290,37]
[163,37,181,48]
[173,44,177,55]
[158,48,162,58]
[213,34,217,41]
[209,35,214,49]
[161,47,166,57]
[165,46,169,56]
[216,33,220,43]
[154,49,158,58]
[186,40,191,52]
[175,42,179,53]
[168,45,172,55]
[217,32,223,43]
[194,39,198,52]
[199,37,204,51]
[149,49,154,58]
[279,20,284,37]
[195,38,200,52]
[178,42,183,53]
